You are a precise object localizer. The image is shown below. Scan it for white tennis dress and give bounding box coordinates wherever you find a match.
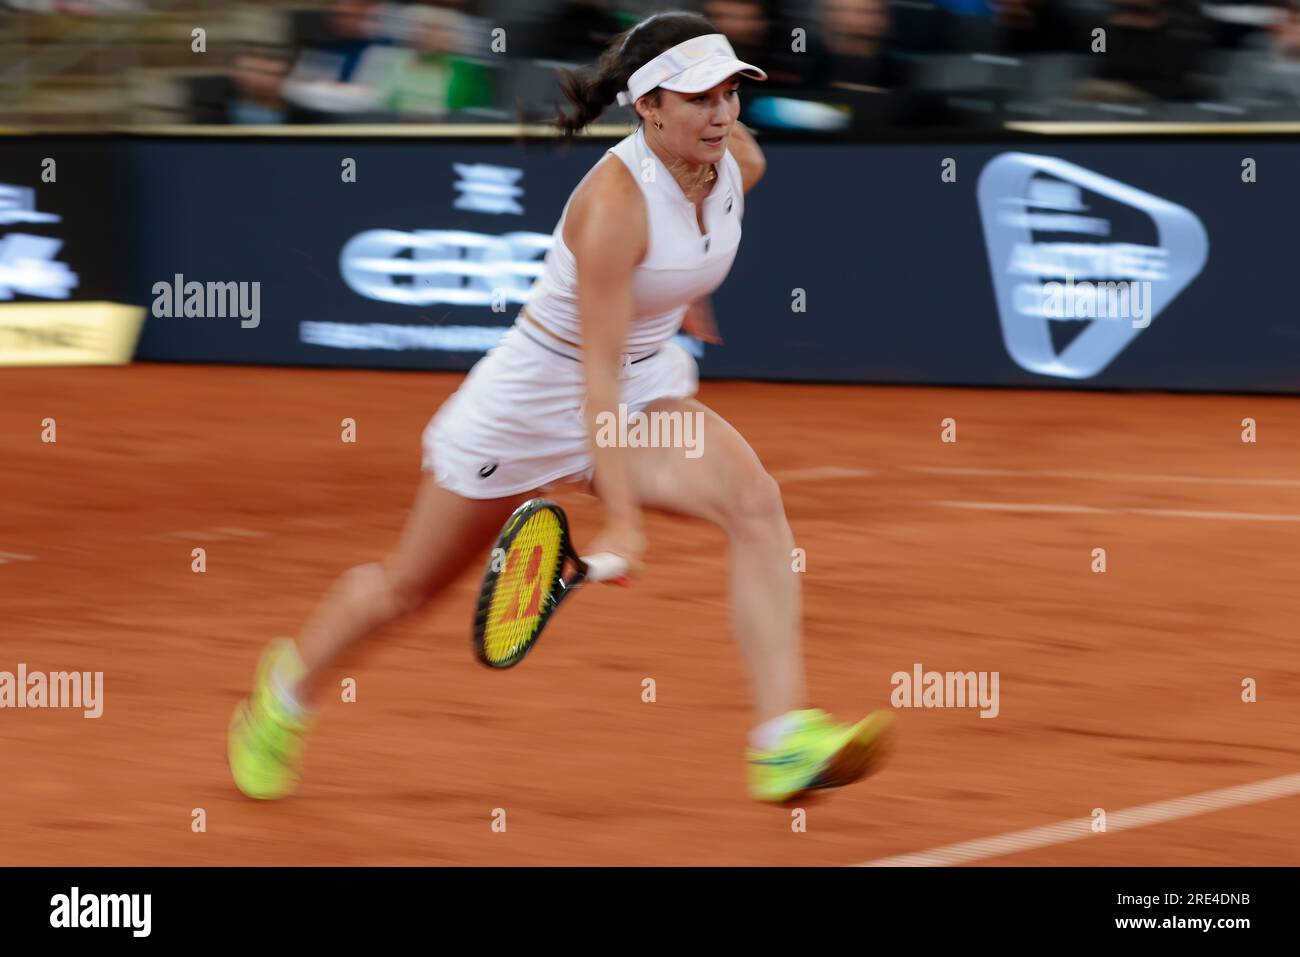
[422,124,747,498]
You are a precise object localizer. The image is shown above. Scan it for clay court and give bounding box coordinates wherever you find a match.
[2,363,1298,866]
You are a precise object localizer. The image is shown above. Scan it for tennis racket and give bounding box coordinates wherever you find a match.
[473,498,631,668]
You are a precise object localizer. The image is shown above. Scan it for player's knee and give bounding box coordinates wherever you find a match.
[341,562,424,622]
[722,469,786,535]
[384,566,435,619]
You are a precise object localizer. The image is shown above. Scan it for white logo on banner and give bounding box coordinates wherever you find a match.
[339,228,552,306]
[0,183,61,225]
[453,164,525,216]
[976,153,1208,379]
[0,183,79,300]
[326,163,705,358]
[340,163,546,306]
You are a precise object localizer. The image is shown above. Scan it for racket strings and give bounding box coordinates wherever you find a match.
[483,508,563,663]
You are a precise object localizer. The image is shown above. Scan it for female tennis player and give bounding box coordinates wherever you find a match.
[229,10,893,804]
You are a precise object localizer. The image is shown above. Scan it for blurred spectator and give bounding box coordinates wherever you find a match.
[293,0,393,82]
[991,0,1076,54]
[427,0,496,58]
[802,0,907,91]
[1201,0,1290,51]
[6,0,143,10]
[702,0,775,67]
[229,49,292,125]
[1073,0,1215,102]
[14,0,1300,130]
[892,0,970,53]
[1238,2,1300,102]
[933,0,992,15]
[279,0,395,117]
[373,5,496,119]
[1270,1,1300,59]
[742,0,964,132]
[536,0,625,62]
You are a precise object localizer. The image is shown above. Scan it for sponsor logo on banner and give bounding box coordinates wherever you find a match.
[976,153,1208,379]
[453,163,525,215]
[340,227,551,307]
[0,302,146,366]
[0,182,79,300]
[329,162,704,357]
[340,162,547,310]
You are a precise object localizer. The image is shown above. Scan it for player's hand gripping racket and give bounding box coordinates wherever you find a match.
[473,499,631,668]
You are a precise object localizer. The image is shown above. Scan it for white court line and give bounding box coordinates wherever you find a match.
[211,527,266,539]
[1128,507,1300,523]
[933,500,1300,523]
[857,772,1300,867]
[935,501,1110,515]
[158,527,267,541]
[910,465,1300,489]
[0,551,36,564]
[773,467,873,483]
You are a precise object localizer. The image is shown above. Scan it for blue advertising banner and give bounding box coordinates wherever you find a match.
[5,135,1297,392]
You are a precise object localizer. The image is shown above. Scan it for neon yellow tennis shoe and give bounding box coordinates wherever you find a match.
[747,708,895,803]
[228,638,312,800]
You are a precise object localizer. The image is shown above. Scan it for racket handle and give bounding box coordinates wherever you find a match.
[581,552,632,585]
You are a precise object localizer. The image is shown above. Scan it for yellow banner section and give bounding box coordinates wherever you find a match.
[0,302,145,366]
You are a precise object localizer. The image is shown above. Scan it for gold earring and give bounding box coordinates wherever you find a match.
[653,117,663,131]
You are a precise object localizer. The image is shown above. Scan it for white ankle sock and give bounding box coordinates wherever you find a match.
[270,663,309,721]
[750,713,800,751]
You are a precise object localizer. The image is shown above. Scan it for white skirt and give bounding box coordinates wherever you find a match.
[422,323,699,499]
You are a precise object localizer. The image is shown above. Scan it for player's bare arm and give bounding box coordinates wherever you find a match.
[728,121,766,193]
[573,160,650,576]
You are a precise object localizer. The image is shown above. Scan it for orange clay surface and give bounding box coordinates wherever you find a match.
[2,363,1299,865]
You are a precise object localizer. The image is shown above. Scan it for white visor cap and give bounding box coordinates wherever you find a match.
[616,33,768,107]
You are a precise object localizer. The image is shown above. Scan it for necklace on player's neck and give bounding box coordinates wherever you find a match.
[650,125,717,203]
[672,160,716,203]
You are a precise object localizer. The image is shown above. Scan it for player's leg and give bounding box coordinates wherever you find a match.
[229,475,532,799]
[292,477,534,703]
[624,396,892,801]
[628,399,805,724]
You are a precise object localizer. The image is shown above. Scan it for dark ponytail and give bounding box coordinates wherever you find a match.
[552,11,716,139]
